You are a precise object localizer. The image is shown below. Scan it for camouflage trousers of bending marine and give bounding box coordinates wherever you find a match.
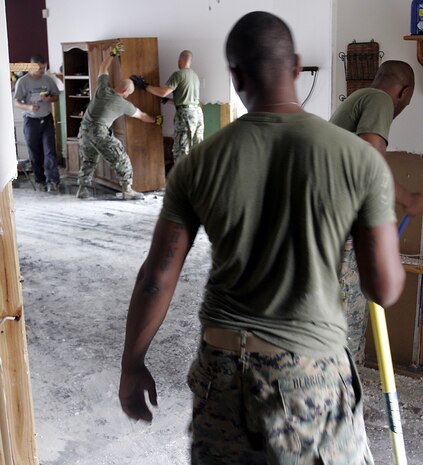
[188,334,374,465]
[339,241,369,365]
[77,123,133,188]
[173,106,204,163]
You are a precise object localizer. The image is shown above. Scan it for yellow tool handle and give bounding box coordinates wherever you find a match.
[369,301,408,465]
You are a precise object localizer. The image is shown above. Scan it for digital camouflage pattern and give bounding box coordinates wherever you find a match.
[173,106,204,162]
[188,337,374,465]
[339,241,369,365]
[78,122,133,188]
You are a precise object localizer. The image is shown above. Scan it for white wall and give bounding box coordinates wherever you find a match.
[334,0,423,154]
[45,0,333,119]
[0,0,17,191]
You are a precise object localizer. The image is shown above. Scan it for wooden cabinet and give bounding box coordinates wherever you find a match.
[62,38,165,192]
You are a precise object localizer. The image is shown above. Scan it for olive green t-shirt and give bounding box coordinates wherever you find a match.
[165,68,200,106]
[330,88,394,144]
[160,112,396,357]
[83,75,137,127]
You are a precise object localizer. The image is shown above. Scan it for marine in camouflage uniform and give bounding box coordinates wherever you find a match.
[331,65,418,363]
[77,53,158,199]
[141,50,204,163]
[119,13,403,465]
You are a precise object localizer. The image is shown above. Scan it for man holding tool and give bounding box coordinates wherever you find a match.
[76,44,163,200]
[14,54,61,192]
[131,50,204,163]
[119,11,405,464]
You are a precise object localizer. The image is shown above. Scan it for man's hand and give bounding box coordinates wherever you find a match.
[404,192,423,217]
[130,75,149,90]
[119,365,158,422]
[110,42,125,57]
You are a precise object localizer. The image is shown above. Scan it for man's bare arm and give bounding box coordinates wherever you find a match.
[98,55,114,77]
[131,108,155,124]
[352,223,405,308]
[15,99,39,112]
[119,218,199,421]
[360,133,423,217]
[146,84,173,98]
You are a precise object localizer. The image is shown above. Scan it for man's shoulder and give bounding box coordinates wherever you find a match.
[344,88,391,108]
[96,74,110,86]
[16,73,31,86]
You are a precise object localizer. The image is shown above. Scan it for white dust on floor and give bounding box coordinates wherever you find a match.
[11,181,423,465]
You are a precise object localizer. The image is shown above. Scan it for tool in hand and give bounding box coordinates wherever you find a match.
[110,42,125,57]
[368,214,410,465]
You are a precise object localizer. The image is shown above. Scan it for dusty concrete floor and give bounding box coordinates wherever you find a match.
[11,175,423,465]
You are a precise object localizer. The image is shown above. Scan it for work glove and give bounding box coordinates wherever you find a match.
[130,75,149,90]
[160,97,169,104]
[155,115,164,126]
[110,42,125,57]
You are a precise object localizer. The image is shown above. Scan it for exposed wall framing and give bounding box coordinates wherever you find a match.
[0,183,38,465]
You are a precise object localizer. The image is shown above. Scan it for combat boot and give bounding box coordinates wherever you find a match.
[122,185,145,200]
[76,186,91,199]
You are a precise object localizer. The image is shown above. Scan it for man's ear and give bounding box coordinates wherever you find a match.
[399,84,412,101]
[293,54,302,80]
[229,66,244,92]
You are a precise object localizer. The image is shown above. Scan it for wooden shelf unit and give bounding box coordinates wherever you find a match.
[61,38,165,192]
[404,35,423,66]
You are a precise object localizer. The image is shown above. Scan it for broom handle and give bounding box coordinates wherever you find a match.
[369,302,407,465]
[368,214,409,465]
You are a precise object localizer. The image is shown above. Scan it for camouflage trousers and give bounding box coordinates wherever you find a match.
[188,333,373,465]
[173,106,204,162]
[339,241,369,365]
[77,123,133,187]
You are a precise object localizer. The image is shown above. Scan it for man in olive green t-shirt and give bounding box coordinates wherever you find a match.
[330,61,423,364]
[119,13,405,465]
[134,50,204,163]
[77,52,161,200]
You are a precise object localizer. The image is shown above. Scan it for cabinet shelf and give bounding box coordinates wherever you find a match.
[69,95,90,99]
[64,75,89,80]
[69,115,83,119]
[404,35,423,65]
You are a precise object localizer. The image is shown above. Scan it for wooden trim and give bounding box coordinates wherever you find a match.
[219,103,232,127]
[404,35,423,66]
[404,263,423,275]
[0,183,38,465]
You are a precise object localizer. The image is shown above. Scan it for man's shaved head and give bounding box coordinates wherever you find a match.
[372,60,415,89]
[372,60,415,117]
[226,11,296,82]
[115,79,134,97]
[179,50,193,61]
[178,50,193,69]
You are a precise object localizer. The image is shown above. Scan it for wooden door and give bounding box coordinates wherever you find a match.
[119,38,165,192]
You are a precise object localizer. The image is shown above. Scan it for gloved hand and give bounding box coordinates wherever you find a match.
[160,97,169,104]
[110,42,125,57]
[130,75,149,90]
[155,115,163,126]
